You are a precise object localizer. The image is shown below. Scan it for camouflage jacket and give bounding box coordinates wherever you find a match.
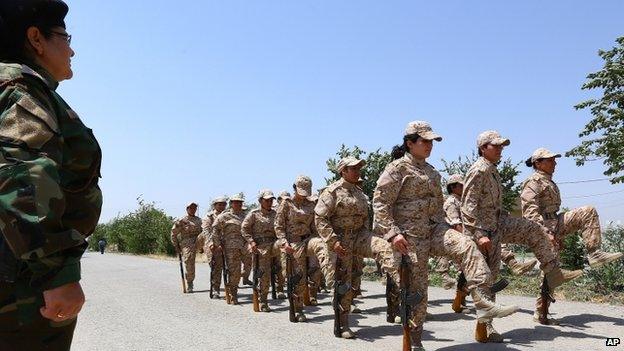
[520,171,561,230]
[372,153,444,241]
[275,197,316,247]
[241,208,276,244]
[196,210,221,249]
[212,209,246,249]
[461,157,502,240]
[0,63,102,290]
[315,178,369,248]
[170,215,202,248]
[443,194,463,226]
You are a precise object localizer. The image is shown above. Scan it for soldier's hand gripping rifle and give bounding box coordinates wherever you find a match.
[400,255,423,351]
[286,254,302,322]
[333,255,351,337]
[252,251,261,312]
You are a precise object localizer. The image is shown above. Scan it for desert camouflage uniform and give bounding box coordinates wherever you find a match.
[241,207,284,303]
[316,178,400,329]
[437,194,519,274]
[212,209,247,299]
[462,156,561,317]
[171,214,202,284]
[0,63,102,348]
[275,197,330,312]
[374,153,492,328]
[198,209,224,292]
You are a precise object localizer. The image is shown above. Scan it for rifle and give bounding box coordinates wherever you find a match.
[252,251,260,312]
[400,255,423,351]
[178,251,187,294]
[286,254,302,322]
[333,255,351,337]
[539,276,555,324]
[270,258,278,300]
[209,252,216,298]
[303,253,311,306]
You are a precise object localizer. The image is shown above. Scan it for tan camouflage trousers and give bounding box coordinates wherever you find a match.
[551,206,602,253]
[208,249,224,291]
[224,246,244,297]
[435,246,517,274]
[352,257,364,294]
[180,240,197,283]
[331,229,401,321]
[286,237,332,311]
[399,224,491,328]
[256,241,285,303]
[242,249,252,281]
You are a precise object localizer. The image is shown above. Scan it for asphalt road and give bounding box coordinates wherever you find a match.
[72,252,623,351]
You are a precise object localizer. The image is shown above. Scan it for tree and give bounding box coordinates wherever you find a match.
[440,152,522,213]
[324,144,392,200]
[567,36,624,184]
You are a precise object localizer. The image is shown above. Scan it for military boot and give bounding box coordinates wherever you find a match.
[212,288,220,299]
[588,251,623,269]
[533,296,559,325]
[260,302,271,312]
[340,314,356,339]
[509,258,538,275]
[485,322,503,343]
[471,287,519,322]
[296,312,307,322]
[410,325,426,351]
[187,281,194,293]
[545,268,583,290]
[452,289,469,313]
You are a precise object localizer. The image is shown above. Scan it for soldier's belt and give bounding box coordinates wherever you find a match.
[289,234,310,243]
[542,212,559,220]
[254,237,277,245]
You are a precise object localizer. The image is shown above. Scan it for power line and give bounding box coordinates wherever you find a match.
[558,178,611,184]
[563,189,624,199]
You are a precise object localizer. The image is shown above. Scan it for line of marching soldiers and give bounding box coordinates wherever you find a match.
[170,121,623,351]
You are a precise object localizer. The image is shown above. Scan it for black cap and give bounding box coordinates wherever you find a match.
[0,0,68,58]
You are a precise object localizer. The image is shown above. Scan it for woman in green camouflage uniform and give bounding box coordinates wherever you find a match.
[0,1,102,349]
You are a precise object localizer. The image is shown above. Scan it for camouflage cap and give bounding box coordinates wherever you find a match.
[337,156,366,173]
[447,174,464,185]
[404,121,442,141]
[477,130,510,147]
[294,175,312,197]
[229,192,245,202]
[278,190,291,200]
[186,202,198,208]
[212,195,228,204]
[257,189,276,200]
[529,148,561,164]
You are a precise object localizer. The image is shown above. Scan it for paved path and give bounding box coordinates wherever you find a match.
[72,252,624,350]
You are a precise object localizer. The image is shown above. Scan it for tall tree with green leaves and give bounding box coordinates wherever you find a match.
[567,36,624,184]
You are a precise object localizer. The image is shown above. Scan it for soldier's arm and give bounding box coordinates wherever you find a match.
[444,199,462,227]
[461,168,487,240]
[314,190,338,248]
[212,217,223,248]
[0,91,85,291]
[274,201,289,246]
[520,180,544,225]
[372,166,403,242]
[241,212,255,244]
[430,171,446,224]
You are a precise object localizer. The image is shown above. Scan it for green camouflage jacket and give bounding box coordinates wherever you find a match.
[0,62,102,291]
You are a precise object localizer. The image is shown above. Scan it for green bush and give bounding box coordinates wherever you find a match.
[587,225,624,292]
[89,198,175,255]
[559,232,585,270]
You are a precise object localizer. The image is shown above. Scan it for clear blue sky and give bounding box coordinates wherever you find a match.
[59,1,624,224]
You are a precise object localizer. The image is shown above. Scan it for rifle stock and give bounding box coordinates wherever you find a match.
[539,276,555,324]
[303,254,311,306]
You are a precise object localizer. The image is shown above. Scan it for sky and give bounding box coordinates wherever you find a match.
[58,1,624,225]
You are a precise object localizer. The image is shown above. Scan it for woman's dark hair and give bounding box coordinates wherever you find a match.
[391,133,421,160]
[446,183,457,195]
[525,158,534,168]
[477,147,483,157]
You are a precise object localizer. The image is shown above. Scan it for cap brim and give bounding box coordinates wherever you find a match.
[420,131,442,141]
[347,159,366,168]
[260,196,275,200]
[491,137,511,146]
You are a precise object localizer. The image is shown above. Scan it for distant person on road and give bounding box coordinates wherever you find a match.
[171,202,202,293]
[0,1,103,349]
[521,147,624,324]
[98,239,107,255]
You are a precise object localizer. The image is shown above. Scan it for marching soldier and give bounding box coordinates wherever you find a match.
[199,196,228,298]
[171,203,202,293]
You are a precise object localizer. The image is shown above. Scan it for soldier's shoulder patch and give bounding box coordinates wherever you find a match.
[325,180,342,194]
